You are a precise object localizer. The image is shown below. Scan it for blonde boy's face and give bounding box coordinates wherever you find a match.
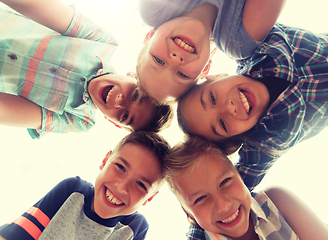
[138,16,211,102]
[182,75,270,140]
[174,155,252,237]
[92,143,162,219]
[88,74,156,130]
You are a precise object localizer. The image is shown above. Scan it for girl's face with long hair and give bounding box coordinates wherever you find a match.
[181,75,270,141]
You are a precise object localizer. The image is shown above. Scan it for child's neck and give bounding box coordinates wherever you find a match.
[184,2,218,35]
[231,215,259,240]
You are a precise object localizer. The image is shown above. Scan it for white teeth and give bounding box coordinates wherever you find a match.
[220,208,239,224]
[174,38,195,53]
[105,188,124,205]
[239,91,250,113]
[106,88,114,103]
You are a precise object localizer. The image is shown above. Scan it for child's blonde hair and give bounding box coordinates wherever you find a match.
[164,135,234,226]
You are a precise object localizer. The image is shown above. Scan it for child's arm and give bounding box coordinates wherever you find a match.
[0,93,42,130]
[265,186,328,240]
[0,177,81,239]
[243,0,287,41]
[0,0,74,34]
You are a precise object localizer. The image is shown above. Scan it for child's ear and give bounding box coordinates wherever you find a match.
[144,28,157,43]
[200,59,212,79]
[142,191,159,206]
[100,150,112,170]
[104,116,122,129]
[126,72,137,79]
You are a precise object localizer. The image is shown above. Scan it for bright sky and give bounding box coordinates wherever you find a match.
[0,0,328,239]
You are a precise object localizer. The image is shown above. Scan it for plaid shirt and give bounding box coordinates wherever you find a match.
[187,191,299,240]
[234,23,328,190]
[0,8,117,138]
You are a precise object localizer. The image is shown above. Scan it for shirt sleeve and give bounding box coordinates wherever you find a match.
[235,143,278,191]
[138,0,199,28]
[63,9,118,46]
[0,177,80,240]
[27,107,95,139]
[128,214,149,240]
[187,225,206,240]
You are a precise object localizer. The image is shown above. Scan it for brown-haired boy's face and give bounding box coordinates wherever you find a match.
[88,74,155,130]
[92,143,162,219]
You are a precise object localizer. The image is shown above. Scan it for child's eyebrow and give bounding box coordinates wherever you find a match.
[118,157,152,186]
[119,157,131,169]
[141,176,152,187]
[127,92,146,126]
[187,169,230,202]
[200,90,206,109]
[211,125,222,137]
[200,90,222,137]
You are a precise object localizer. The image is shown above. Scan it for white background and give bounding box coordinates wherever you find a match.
[0,0,328,239]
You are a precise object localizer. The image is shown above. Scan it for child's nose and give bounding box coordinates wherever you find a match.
[114,94,128,109]
[115,181,128,195]
[217,101,237,116]
[169,52,185,65]
[213,195,231,214]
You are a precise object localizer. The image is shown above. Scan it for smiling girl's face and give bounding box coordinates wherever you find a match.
[180,75,270,140]
[174,153,252,238]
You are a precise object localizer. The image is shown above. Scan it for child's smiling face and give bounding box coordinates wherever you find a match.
[174,154,252,237]
[138,16,211,103]
[88,74,156,130]
[92,143,162,219]
[180,75,270,140]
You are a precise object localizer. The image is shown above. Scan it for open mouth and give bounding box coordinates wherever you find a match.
[102,86,114,103]
[172,37,196,53]
[105,187,125,206]
[239,90,253,114]
[219,208,239,224]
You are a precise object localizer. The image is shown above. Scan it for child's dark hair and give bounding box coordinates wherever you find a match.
[164,135,234,227]
[113,131,171,170]
[177,80,282,157]
[139,100,173,133]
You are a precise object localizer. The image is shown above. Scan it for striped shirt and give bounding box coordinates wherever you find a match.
[234,23,328,189]
[0,177,148,240]
[187,191,299,240]
[0,8,118,138]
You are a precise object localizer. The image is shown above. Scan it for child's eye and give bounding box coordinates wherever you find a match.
[210,91,216,105]
[132,89,139,102]
[177,71,190,79]
[194,195,206,204]
[152,55,164,65]
[115,163,126,172]
[220,119,227,132]
[220,178,231,187]
[137,181,147,192]
[120,111,129,122]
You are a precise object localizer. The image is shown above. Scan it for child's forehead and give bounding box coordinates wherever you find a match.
[116,143,161,167]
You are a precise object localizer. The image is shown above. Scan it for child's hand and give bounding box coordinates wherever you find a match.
[206,73,229,81]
